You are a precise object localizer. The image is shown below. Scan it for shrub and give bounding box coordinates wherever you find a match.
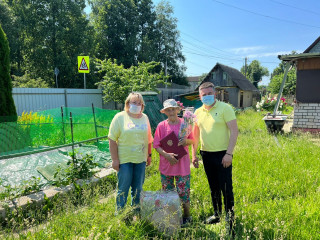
[255,96,288,112]
[0,24,17,122]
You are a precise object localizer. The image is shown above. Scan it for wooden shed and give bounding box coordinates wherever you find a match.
[279,36,320,133]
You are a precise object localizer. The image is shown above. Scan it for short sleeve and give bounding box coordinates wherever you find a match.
[153,122,163,149]
[223,104,236,123]
[187,127,194,140]
[146,116,153,144]
[108,113,121,141]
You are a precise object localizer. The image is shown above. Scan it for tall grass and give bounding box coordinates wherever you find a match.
[1,109,320,239]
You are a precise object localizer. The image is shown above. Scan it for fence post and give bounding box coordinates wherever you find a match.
[61,106,66,144]
[92,103,99,143]
[70,112,75,163]
[64,89,68,107]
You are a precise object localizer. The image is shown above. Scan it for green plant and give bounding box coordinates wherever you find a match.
[53,153,99,187]
[0,177,42,202]
[0,178,17,201]
[20,177,42,196]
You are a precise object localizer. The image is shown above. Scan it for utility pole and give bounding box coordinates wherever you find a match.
[165,56,167,89]
[244,57,247,78]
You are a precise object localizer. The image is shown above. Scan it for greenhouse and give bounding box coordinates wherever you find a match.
[0,106,118,192]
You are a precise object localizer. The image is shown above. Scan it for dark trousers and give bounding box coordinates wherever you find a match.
[201,150,234,216]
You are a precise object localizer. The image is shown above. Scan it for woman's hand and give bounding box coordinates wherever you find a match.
[112,159,120,172]
[192,157,199,168]
[178,138,187,146]
[147,156,152,166]
[164,153,178,165]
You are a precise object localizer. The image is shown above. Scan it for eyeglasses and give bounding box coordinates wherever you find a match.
[130,101,142,106]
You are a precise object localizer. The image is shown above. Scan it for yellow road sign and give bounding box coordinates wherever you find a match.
[78,56,90,73]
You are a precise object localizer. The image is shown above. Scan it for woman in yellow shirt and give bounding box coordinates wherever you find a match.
[108,92,153,212]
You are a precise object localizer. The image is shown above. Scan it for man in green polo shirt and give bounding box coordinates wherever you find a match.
[192,82,238,231]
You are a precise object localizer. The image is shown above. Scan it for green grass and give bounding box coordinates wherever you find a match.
[1,109,320,239]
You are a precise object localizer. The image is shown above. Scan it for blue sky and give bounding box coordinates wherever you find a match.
[86,0,320,85]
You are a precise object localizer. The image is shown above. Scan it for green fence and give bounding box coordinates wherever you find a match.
[0,106,119,156]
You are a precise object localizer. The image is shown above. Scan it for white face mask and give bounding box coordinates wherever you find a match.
[129,104,142,114]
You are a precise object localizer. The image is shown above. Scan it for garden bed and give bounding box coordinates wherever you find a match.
[0,167,115,222]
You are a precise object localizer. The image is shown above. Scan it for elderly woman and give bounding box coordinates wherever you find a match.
[153,99,194,225]
[108,92,153,211]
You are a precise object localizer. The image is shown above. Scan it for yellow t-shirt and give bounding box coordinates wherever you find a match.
[108,111,153,164]
[195,101,236,152]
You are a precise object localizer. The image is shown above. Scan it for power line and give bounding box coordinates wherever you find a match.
[209,0,320,29]
[183,49,244,62]
[268,0,320,17]
[185,60,211,70]
[181,31,238,57]
[181,38,242,59]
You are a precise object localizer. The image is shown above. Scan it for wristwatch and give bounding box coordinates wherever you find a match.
[148,153,152,157]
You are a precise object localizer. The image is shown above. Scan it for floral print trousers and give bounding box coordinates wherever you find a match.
[160,174,190,204]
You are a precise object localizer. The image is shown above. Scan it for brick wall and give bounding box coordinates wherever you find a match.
[293,103,320,129]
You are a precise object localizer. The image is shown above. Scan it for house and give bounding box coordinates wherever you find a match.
[186,76,201,91]
[198,63,260,108]
[279,36,320,133]
[177,63,260,109]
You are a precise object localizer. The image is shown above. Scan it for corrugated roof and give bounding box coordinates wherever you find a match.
[278,53,320,61]
[196,63,259,92]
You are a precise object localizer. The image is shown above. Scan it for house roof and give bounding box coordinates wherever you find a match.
[196,63,259,92]
[186,76,200,82]
[278,36,320,62]
[304,36,320,53]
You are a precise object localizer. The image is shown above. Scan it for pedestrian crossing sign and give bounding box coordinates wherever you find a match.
[78,56,90,73]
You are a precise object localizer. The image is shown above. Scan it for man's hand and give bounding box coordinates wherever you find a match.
[112,159,120,172]
[147,156,152,166]
[222,154,232,168]
[165,153,179,165]
[192,156,199,168]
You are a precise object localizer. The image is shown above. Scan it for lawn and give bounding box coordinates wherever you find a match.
[1,109,320,239]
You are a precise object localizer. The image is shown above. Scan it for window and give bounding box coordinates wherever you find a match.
[223,72,227,81]
[212,72,216,80]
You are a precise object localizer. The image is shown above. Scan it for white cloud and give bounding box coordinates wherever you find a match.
[230,46,266,54]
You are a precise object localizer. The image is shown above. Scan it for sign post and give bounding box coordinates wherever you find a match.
[78,56,90,89]
[54,67,59,88]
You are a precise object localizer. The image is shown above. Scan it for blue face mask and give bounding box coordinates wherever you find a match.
[201,95,215,106]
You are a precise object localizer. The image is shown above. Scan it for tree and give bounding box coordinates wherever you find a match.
[268,68,296,95]
[136,0,158,63]
[12,72,49,88]
[199,72,208,82]
[7,0,94,88]
[270,51,297,79]
[269,58,297,96]
[90,0,139,68]
[90,0,188,85]
[0,24,17,122]
[96,59,168,104]
[241,60,269,88]
[155,1,187,85]
[0,1,23,76]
